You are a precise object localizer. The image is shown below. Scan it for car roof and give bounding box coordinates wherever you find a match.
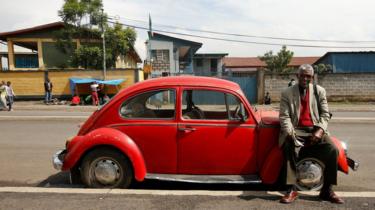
[119,76,242,96]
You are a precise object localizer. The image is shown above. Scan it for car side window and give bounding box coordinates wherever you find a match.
[227,93,248,120]
[120,89,176,119]
[182,89,248,121]
[182,90,227,120]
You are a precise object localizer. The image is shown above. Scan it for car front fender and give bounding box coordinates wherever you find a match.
[62,127,147,181]
[331,136,349,174]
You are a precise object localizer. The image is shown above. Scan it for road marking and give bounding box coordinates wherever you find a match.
[1,187,375,197]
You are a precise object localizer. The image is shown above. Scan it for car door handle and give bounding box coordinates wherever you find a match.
[178,127,196,133]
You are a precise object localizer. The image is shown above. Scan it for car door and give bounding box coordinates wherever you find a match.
[177,88,257,175]
[116,88,178,174]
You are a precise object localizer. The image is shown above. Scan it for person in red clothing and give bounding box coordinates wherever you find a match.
[90,82,99,106]
[70,94,81,106]
[278,64,343,204]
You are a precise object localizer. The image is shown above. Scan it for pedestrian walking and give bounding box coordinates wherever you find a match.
[44,78,53,104]
[0,81,8,111]
[90,81,99,106]
[5,81,15,111]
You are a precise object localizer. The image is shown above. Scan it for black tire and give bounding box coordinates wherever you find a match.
[81,148,133,188]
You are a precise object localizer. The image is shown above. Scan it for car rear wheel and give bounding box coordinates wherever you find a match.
[81,148,133,188]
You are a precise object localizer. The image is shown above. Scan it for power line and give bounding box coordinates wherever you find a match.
[108,15,375,44]
[108,20,375,49]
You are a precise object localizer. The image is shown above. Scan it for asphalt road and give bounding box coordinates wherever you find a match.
[0,116,374,209]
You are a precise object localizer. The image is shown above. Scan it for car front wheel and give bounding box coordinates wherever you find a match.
[81,148,133,188]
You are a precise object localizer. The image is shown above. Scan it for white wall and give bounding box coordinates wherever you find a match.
[148,40,175,73]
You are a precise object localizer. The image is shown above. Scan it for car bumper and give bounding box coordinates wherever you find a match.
[52,149,66,170]
[347,157,359,171]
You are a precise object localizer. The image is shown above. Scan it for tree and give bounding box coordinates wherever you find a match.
[258,46,294,73]
[313,63,333,74]
[56,0,136,69]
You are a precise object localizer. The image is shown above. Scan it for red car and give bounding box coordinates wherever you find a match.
[53,76,358,190]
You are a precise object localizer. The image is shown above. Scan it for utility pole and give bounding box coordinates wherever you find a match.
[101,8,106,80]
[148,13,152,77]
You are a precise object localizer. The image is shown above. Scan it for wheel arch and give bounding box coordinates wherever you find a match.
[64,127,147,182]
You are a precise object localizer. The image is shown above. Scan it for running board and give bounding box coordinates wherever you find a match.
[145,173,262,184]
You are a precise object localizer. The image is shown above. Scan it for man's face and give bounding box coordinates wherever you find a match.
[297,70,313,89]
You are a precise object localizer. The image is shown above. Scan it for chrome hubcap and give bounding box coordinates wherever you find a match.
[296,158,324,191]
[93,159,120,185]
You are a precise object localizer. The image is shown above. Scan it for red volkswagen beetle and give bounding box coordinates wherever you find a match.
[53,76,358,190]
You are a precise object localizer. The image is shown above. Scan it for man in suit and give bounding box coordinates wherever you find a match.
[279,64,343,204]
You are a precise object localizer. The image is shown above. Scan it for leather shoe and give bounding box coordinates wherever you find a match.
[280,190,298,204]
[319,189,344,204]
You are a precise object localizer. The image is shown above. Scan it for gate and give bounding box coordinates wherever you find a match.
[226,75,257,103]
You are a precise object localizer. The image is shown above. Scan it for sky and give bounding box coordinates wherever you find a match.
[1,0,375,60]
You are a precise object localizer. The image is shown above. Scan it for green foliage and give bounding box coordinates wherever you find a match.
[258,46,294,73]
[105,22,136,67]
[313,63,333,74]
[72,45,102,69]
[55,0,136,69]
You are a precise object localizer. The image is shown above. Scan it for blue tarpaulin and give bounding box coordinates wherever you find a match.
[69,78,126,95]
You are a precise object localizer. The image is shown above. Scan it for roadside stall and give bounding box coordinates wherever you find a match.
[69,78,125,105]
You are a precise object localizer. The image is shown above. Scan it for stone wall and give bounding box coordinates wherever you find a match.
[264,73,375,102]
[319,73,375,102]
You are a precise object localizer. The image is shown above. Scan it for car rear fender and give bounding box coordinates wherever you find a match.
[260,146,284,184]
[62,127,147,181]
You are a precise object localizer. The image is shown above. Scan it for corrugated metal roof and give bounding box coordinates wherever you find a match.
[224,56,320,68]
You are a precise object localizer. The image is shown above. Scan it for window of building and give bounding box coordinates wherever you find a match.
[210,59,218,72]
[196,59,203,67]
[151,50,170,63]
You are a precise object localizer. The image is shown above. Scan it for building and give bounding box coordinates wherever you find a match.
[0,22,142,99]
[146,32,227,77]
[314,51,375,73]
[0,22,141,71]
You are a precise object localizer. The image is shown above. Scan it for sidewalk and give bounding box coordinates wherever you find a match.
[7,101,375,112]
[12,101,97,112]
[256,102,375,112]
[1,101,374,123]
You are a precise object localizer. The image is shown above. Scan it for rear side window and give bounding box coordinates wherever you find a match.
[120,89,176,119]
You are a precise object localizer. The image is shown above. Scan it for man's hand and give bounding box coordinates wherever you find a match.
[310,127,324,144]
